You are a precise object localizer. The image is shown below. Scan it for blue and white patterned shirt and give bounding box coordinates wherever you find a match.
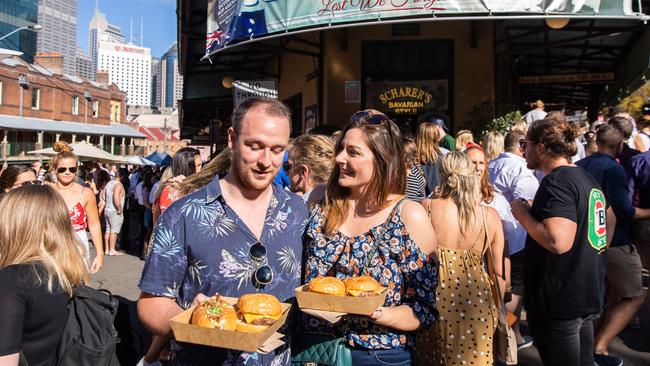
[139,176,308,366]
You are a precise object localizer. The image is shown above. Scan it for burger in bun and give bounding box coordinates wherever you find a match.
[344,276,382,297]
[236,293,282,332]
[308,276,346,296]
[190,294,237,330]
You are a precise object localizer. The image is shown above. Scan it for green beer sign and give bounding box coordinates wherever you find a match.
[587,189,607,252]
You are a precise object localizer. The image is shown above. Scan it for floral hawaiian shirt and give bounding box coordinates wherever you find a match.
[303,199,439,350]
[139,176,308,366]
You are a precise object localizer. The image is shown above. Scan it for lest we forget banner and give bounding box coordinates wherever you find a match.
[206,0,638,55]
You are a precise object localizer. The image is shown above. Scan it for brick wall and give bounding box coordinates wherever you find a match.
[0,61,126,125]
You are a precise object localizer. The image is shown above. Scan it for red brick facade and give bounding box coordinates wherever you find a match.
[0,56,126,125]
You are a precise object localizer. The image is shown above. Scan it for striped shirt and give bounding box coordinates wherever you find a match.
[406,165,426,201]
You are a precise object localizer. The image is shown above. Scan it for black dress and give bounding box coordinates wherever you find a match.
[0,263,69,366]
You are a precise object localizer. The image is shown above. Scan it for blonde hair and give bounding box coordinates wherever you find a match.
[511,120,528,134]
[0,185,88,295]
[416,122,442,165]
[438,152,480,238]
[179,147,232,196]
[50,141,78,171]
[483,131,504,162]
[455,130,474,150]
[292,135,335,184]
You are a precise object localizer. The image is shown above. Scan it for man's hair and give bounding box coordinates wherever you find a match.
[608,116,633,139]
[504,131,525,153]
[546,110,567,124]
[596,125,623,150]
[528,118,580,159]
[231,97,291,135]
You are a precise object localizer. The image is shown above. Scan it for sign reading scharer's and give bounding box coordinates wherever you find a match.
[233,80,278,106]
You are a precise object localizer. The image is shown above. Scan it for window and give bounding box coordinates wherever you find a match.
[72,96,79,115]
[92,100,99,118]
[0,81,3,105]
[31,88,40,109]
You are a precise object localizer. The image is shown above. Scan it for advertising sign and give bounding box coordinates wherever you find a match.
[206,0,637,55]
[365,79,448,115]
[232,80,278,106]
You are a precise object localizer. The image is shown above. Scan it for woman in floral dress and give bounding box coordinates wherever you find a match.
[303,109,439,365]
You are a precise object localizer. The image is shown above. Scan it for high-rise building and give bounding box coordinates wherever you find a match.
[97,40,151,106]
[75,47,93,80]
[0,1,39,63]
[156,42,183,109]
[151,57,161,107]
[36,0,77,75]
[88,2,124,80]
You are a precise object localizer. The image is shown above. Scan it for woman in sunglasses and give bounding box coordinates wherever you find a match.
[50,141,104,274]
[0,165,38,194]
[303,109,439,365]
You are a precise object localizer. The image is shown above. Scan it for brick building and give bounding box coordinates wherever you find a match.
[0,52,144,161]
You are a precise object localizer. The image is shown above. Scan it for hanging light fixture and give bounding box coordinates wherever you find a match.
[222,76,234,89]
[545,18,570,30]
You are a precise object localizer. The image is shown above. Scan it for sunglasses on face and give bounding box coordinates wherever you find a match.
[57,166,78,174]
[249,242,273,289]
[518,139,537,149]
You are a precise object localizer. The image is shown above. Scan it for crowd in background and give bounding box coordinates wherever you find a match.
[1,96,650,366]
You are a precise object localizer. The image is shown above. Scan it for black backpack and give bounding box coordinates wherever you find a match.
[54,286,120,366]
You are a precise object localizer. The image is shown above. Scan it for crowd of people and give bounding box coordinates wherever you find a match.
[1,95,650,366]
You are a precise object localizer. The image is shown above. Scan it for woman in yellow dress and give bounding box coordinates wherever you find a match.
[417,151,505,365]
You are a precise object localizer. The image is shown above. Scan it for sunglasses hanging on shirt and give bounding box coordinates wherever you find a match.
[249,242,273,290]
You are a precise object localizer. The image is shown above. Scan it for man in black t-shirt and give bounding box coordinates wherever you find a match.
[512,118,615,366]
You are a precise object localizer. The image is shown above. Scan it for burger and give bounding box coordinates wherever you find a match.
[235,293,282,332]
[190,294,237,330]
[344,276,382,297]
[308,277,346,296]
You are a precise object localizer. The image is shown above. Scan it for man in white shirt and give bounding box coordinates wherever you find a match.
[488,130,540,349]
[523,100,547,125]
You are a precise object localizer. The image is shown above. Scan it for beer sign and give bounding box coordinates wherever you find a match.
[365,79,448,115]
[588,189,607,252]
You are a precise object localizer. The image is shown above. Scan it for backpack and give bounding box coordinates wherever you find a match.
[54,286,120,366]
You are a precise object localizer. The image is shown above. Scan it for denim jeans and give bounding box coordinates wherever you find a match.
[527,312,597,366]
[350,347,412,366]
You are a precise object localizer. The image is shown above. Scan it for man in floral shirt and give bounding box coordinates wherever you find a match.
[137,97,308,365]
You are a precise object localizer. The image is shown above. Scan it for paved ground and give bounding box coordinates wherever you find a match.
[90,249,650,366]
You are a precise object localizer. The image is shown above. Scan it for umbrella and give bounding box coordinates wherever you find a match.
[145,151,172,166]
[123,156,156,166]
[28,141,126,163]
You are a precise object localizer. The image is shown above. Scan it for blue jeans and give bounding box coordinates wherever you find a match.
[350,348,412,366]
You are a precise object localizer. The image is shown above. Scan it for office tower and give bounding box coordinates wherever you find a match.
[158,42,183,108]
[89,1,124,80]
[98,40,151,106]
[0,1,39,63]
[151,57,161,107]
[36,0,77,75]
[75,47,93,80]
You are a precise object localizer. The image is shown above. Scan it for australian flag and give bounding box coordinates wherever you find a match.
[231,10,268,40]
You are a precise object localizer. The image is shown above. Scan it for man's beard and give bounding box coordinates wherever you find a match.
[232,157,276,192]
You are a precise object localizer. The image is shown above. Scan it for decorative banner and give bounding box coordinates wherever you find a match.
[365,79,448,115]
[206,0,637,55]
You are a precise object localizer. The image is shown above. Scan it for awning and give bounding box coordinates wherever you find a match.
[0,114,146,139]
[28,141,129,164]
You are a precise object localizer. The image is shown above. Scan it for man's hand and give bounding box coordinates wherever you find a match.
[511,198,531,222]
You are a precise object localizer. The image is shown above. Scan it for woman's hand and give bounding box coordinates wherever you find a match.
[89,254,104,274]
[369,305,421,331]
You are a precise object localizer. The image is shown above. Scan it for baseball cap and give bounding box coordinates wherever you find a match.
[428,117,449,131]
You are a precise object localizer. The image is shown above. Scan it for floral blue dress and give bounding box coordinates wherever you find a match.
[303,199,439,350]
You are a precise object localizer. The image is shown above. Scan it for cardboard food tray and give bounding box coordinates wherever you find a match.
[170,296,291,353]
[294,285,387,315]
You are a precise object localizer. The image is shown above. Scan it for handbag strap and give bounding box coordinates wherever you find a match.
[481,206,507,317]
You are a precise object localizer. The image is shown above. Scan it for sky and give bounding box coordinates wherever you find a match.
[76,0,177,58]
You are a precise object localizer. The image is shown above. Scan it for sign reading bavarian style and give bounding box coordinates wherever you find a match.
[366,80,448,115]
[206,0,640,55]
[232,80,278,106]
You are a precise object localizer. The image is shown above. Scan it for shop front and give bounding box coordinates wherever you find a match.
[177,0,650,143]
